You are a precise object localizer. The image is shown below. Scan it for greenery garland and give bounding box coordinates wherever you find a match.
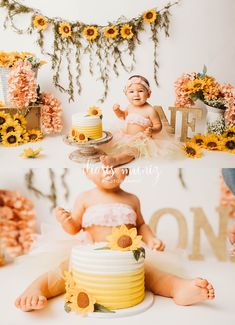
[0,0,180,102]
[25,168,69,210]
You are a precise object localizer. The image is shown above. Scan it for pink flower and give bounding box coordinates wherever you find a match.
[174,73,195,107]
[40,92,63,134]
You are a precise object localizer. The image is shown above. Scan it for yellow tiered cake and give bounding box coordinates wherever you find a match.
[70,243,145,310]
[71,111,103,141]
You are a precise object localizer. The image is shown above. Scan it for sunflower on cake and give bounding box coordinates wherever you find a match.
[69,106,103,143]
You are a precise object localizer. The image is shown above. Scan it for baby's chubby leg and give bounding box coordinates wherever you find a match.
[100,152,135,167]
[145,263,215,306]
[15,260,68,312]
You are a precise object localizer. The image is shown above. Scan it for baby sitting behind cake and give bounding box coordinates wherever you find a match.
[100,75,181,167]
[15,168,214,311]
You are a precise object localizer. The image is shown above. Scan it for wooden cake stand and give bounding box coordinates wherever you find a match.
[63,131,113,163]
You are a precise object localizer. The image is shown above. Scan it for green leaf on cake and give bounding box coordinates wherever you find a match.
[94,303,115,313]
[133,247,145,261]
[64,302,72,313]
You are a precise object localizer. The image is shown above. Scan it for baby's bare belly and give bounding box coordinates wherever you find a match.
[85,224,135,242]
[125,124,146,135]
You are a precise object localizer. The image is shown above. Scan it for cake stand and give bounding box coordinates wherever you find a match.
[63,131,113,163]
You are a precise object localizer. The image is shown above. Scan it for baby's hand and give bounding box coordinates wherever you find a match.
[148,238,165,252]
[54,207,71,224]
[144,127,153,137]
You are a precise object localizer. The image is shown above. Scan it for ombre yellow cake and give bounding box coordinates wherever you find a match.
[68,243,145,311]
[71,112,103,141]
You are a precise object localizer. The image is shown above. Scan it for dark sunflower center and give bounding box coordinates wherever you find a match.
[0,117,6,125]
[196,139,203,145]
[108,28,115,34]
[77,292,89,308]
[146,12,153,19]
[6,126,15,133]
[92,109,98,115]
[186,147,196,155]
[79,134,86,140]
[63,26,70,33]
[124,29,131,35]
[38,19,45,26]
[226,140,235,150]
[207,142,217,148]
[117,235,132,248]
[29,134,37,140]
[15,118,22,125]
[87,29,95,36]
[8,135,17,143]
[227,131,235,137]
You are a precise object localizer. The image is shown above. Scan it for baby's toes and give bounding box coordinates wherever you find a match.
[207,284,215,300]
[37,296,47,308]
[31,295,39,308]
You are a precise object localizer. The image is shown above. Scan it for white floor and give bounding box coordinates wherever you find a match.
[1,258,235,325]
[0,135,234,168]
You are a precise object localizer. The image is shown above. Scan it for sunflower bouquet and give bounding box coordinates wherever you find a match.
[175,67,235,129]
[0,51,46,69]
[0,110,43,147]
[183,126,235,158]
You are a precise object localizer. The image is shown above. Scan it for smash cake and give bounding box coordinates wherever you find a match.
[69,106,103,142]
[64,225,146,315]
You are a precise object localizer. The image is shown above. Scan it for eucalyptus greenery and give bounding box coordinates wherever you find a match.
[0,0,180,102]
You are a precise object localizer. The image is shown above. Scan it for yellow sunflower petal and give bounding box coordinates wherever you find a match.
[143,10,158,24]
[104,25,119,39]
[87,106,102,117]
[33,15,48,30]
[120,24,134,40]
[219,137,235,153]
[183,142,202,158]
[27,129,43,142]
[69,288,96,314]
[83,26,99,41]
[59,22,72,38]
[2,131,21,147]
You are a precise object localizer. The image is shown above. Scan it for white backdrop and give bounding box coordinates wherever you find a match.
[0,0,235,133]
[0,167,232,261]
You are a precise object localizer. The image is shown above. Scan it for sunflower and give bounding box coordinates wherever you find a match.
[70,288,96,314]
[222,126,235,138]
[104,25,119,39]
[183,142,202,158]
[64,271,77,302]
[191,134,206,147]
[20,147,43,158]
[0,111,11,127]
[83,26,99,41]
[203,134,220,151]
[2,131,21,147]
[107,225,142,251]
[0,52,15,68]
[1,120,23,134]
[87,106,102,117]
[33,15,48,30]
[13,114,27,128]
[75,132,88,143]
[120,24,134,40]
[27,129,43,142]
[186,79,206,95]
[59,22,72,38]
[220,137,235,154]
[143,10,158,24]
[19,131,29,144]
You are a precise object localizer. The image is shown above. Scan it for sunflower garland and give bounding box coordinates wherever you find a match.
[0,0,180,102]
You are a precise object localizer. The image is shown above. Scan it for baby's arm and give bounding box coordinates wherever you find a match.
[113,104,127,120]
[54,193,85,235]
[133,196,165,251]
[145,108,162,137]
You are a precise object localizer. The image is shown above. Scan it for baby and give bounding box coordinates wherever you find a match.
[15,168,214,311]
[100,75,180,167]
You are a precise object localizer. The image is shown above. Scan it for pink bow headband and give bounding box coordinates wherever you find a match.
[125,77,151,92]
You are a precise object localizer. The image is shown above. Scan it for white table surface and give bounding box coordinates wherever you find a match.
[0,135,234,168]
[1,257,235,325]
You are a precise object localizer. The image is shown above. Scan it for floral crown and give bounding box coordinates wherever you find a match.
[124,77,151,92]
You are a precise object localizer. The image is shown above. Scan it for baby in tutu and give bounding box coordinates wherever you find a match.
[100,75,181,167]
[15,168,214,311]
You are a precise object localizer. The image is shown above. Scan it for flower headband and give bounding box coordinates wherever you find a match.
[125,77,151,92]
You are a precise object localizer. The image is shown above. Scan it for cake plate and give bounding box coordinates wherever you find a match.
[87,291,154,319]
[63,131,113,163]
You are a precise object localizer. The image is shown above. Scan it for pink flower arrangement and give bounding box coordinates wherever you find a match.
[221,84,235,126]
[174,73,195,107]
[0,190,36,258]
[7,61,38,108]
[40,92,63,133]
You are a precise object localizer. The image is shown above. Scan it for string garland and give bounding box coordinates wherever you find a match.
[0,0,180,102]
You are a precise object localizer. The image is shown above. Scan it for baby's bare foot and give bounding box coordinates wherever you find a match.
[173,277,215,306]
[15,290,47,312]
[228,222,235,244]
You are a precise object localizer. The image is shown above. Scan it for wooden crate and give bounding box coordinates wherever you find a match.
[0,106,41,130]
